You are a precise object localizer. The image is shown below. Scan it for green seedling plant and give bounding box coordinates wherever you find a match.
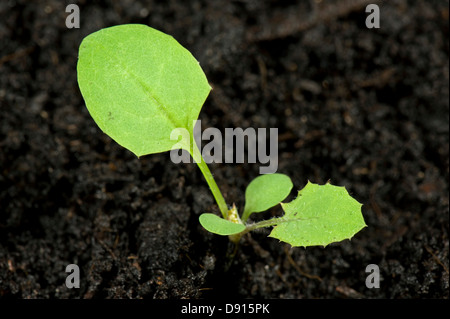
[77,24,366,251]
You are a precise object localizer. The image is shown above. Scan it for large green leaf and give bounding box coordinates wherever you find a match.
[242,173,293,223]
[269,181,366,247]
[77,24,211,157]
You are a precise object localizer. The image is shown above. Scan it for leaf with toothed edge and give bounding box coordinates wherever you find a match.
[269,181,366,247]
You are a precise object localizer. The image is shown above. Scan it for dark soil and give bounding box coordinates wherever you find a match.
[0,0,448,299]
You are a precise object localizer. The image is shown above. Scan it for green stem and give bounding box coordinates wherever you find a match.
[241,216,311,236]
[191,141,228,219]
[240,208,251,224]
[224,218,280,247]
[242,218,282,234]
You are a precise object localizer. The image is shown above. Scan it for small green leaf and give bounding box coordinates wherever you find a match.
[77,24,211,157]
[242,173,293,222]
[199,213,245,236]
[269,181,366,247]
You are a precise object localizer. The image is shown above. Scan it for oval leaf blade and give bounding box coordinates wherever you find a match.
[77,24,211,156]
[243,173,293,217]
[199,213,245,236]
[269,181,366,247]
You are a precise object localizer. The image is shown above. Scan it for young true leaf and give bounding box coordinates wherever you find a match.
[269,181,366,247]
[241,173,293,223]
[77,24,211,157]
[199,213,245,236]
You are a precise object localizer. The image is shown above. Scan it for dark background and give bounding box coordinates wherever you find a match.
[0,0,448,299]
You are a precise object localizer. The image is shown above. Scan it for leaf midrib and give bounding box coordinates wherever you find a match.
[96,39,186,131]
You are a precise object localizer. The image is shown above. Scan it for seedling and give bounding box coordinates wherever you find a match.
[77,24,366,249]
